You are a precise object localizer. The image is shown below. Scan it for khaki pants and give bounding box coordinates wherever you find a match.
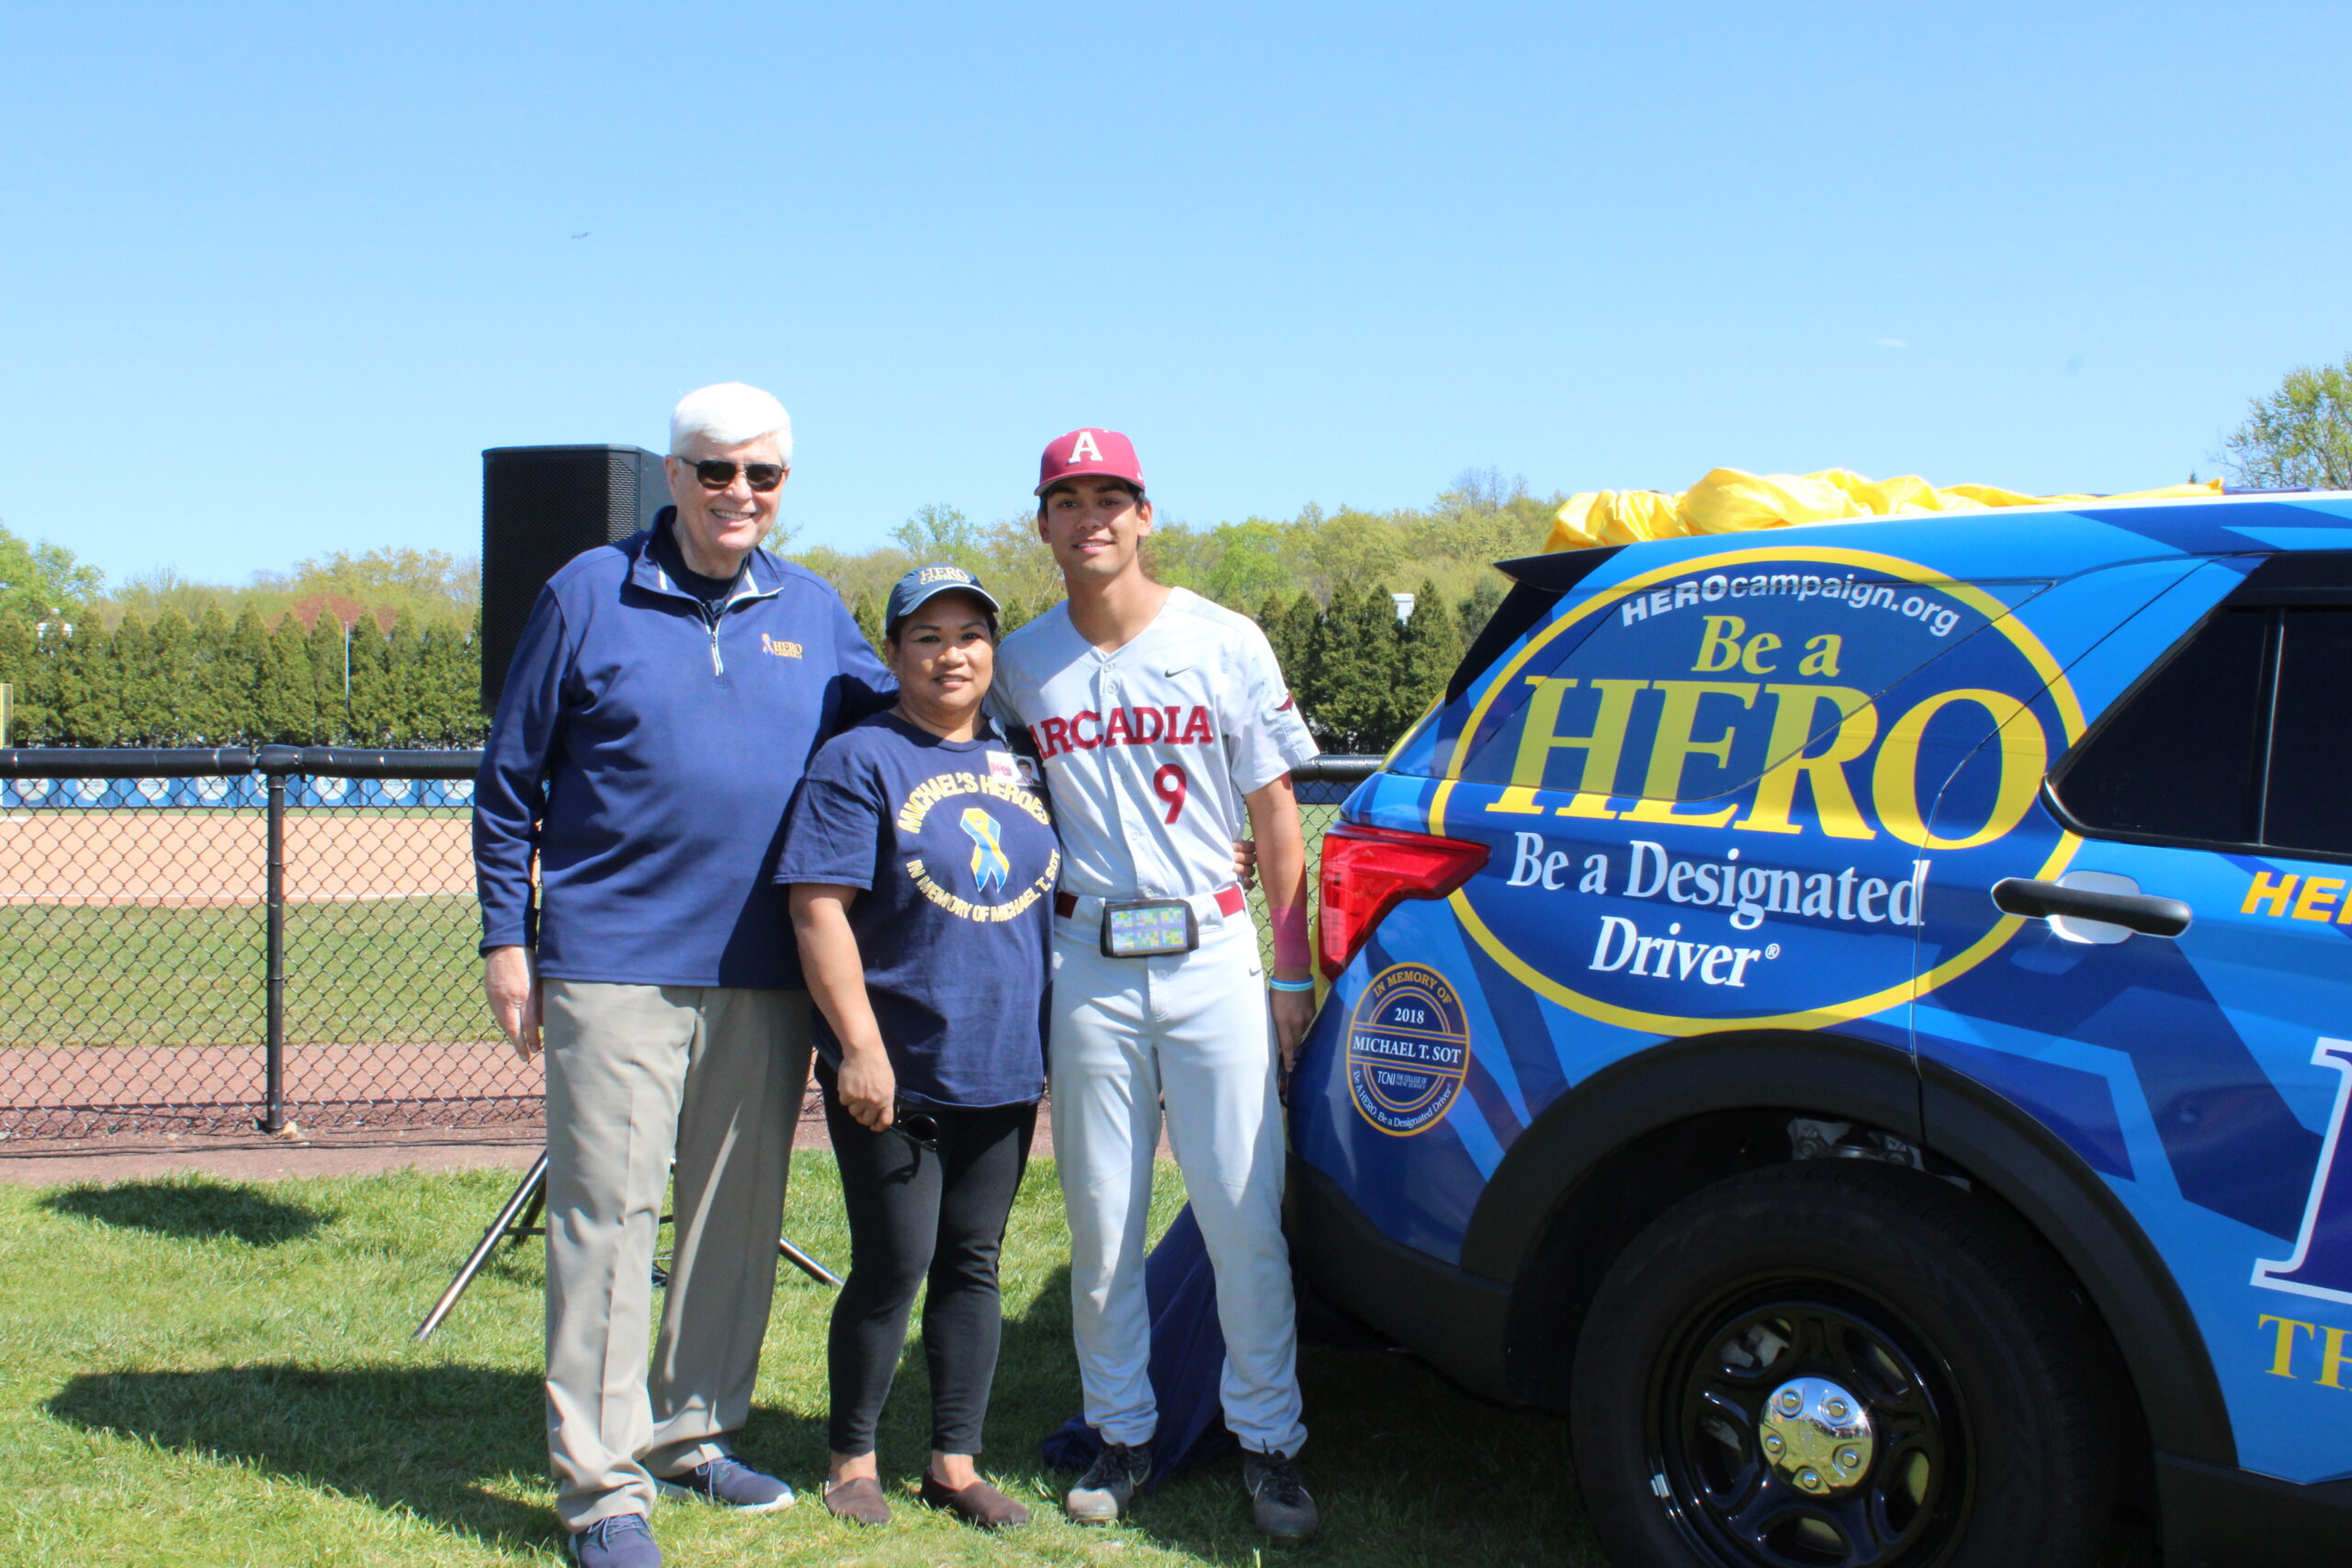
[541,980,812,1529]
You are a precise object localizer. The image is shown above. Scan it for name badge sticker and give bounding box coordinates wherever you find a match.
[1101,898,1199,958]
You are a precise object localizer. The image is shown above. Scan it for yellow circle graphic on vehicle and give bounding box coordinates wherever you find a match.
[1427,545,2086,1036]
[1347,964,1473,1135]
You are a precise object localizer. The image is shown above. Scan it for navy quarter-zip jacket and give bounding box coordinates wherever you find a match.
[473,510,894,987]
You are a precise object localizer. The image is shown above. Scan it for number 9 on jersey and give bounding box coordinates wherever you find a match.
[1153,762,1188,824]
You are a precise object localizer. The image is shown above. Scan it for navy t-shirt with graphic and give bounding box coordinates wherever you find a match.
[776,712,1057,1110]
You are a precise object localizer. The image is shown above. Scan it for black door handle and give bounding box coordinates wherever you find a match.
[1990,877,2192,938]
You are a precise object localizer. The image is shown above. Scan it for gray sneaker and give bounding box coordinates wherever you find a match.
[1241,1450,1319,1541]
[653,1455,793,1513]
[1065,1439,1152,1524]
[568,1513,662,1568]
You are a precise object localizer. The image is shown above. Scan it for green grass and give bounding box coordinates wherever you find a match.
[0,900,263,1045]
[0,805,1352,1050]
[0,1156,1598,1567]
[0,896,492,1047]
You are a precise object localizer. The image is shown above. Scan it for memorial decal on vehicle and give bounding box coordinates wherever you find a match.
[1345,962,1473,1134]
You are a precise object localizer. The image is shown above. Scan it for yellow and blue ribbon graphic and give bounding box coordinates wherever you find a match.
[960,807,1011,892]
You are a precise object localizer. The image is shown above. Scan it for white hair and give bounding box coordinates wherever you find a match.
[669,382,793,460]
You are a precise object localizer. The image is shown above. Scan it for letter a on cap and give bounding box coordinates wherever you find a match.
[1036,425,1147,494]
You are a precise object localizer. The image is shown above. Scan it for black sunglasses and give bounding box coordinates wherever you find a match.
[893,1111,943,1152]
[673,457,786,493]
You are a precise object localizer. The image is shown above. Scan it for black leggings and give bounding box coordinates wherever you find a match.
[817,1059,1037,1457]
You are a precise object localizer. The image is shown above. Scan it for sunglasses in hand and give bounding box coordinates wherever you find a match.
[892,1110,943,1152]
[673,457,786,492]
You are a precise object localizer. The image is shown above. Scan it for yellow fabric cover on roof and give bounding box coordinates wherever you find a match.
[1546,468,2224,552]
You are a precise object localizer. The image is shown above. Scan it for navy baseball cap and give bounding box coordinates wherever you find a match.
[886,562,1002,632]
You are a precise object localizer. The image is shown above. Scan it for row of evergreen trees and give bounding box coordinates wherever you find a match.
[1,607,484,748]
[11,574,1481,752]
[1259,576,1472,755]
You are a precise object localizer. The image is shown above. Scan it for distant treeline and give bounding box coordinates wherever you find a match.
[805,468,1554,635]
[15,471,1558,750]
[1251,576,1479,754]
[3,576,1486,754]
[97,547,482,636]
[0,606,484,748]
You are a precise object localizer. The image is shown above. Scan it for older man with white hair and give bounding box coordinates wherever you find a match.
[475,382,893,1568]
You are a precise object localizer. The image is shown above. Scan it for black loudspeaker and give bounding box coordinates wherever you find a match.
[480,445,672,713]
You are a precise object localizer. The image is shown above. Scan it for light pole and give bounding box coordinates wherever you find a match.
[0,583,11,748]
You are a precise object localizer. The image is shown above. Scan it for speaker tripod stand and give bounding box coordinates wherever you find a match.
[412,1151,842,1342]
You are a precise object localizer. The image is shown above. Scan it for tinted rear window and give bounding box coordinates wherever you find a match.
[2055,607,2267,844]
[2056,600,2352,860]
[2264,607,2352,856]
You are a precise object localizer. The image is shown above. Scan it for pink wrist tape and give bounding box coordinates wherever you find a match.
[1269,906,1312,973]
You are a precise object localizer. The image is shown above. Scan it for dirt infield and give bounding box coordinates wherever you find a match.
[0,1127,548,1186]
[1,1040,537,1136]
[0,1079,1098,1184]
[0,811,472,906]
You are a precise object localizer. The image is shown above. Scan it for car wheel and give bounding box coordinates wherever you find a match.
[1568,1159,2115,1568]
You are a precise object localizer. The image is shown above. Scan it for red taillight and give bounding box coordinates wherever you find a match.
[1317,821,1489,979]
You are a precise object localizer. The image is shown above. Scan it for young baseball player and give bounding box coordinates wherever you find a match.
[989,428,1322,1540]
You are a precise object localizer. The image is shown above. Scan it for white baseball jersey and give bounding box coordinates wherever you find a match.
[990,588,1318,902]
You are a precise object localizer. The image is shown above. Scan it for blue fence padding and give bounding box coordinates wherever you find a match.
[0,752,1374,811]
[0,774,481,809]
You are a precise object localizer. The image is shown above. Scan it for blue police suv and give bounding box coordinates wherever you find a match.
[1289,493,2352,1567]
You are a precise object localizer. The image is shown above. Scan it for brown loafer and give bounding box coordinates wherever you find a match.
[918,1472,1031,1529]
[822,1475,891,1526]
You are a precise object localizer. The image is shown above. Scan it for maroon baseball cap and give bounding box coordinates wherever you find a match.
[1035,427,1146,496]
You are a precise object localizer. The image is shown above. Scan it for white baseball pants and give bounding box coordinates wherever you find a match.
[1049,909,1307,1457]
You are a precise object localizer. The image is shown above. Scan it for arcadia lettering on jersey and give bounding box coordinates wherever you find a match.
[1031,705,1216,761]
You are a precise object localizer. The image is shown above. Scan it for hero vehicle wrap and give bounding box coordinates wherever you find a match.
[1287,495,2352,1568]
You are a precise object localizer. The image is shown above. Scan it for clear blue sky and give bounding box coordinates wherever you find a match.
[5,1,2347,587]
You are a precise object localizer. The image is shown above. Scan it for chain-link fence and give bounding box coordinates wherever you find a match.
[0,748,1377,1142]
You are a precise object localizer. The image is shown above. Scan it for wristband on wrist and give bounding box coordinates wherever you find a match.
[1268,975,1317,993]
[1268,905,1312,973]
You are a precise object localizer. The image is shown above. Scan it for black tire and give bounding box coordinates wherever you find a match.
[1568,1159,2116,1568]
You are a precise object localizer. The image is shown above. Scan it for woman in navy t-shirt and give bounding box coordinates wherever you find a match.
[779,565,1055,1531]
